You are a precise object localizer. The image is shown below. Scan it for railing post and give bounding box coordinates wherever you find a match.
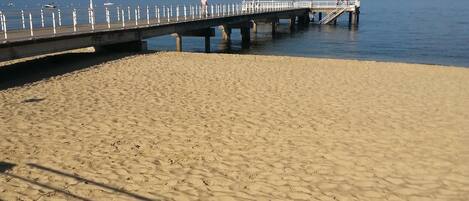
[211,5,214,18]
[21,10,25,29]
[137,5,141,19]
[88,8,91,23]
[135,9,138,26]
[122,9,125,27]
[117,7,120,21]
[73,9,77,32]
[184,5,187,21]
[155,6,158,19]
[29,13,34,37]
[204,4,207,18]
[146,5,150,25]
[170,5,173,18]
[106,7,110,29]
[127,6,131,21]
[162,5,166,18]
[0,11,3,32]
[58,9,62,26]
[52,12,56,35]
[91,8,95,31]
[167,8,170,22]
[41,9,45,27]
[2,14,7,40]
[199,5,202,19]
[192,5,195,19]
[0,11,2,32]
[157,6,160,24]
[176,5,179,22]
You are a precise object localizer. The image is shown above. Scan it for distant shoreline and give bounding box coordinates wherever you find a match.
[2,48,468,71]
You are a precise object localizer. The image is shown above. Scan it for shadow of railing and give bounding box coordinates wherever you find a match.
[1,161,91,200]
[0,161,162,201]
[27,163,159,201]
[2,173,93,201]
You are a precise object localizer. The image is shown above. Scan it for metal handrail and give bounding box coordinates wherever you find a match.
[1,0,360,42]
[0,2,297,42]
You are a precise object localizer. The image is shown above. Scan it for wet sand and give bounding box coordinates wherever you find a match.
[1,52,468,201]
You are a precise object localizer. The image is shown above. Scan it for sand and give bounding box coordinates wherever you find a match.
[0,52,468,201]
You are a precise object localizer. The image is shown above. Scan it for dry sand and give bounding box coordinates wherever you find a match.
[0,52,468,201]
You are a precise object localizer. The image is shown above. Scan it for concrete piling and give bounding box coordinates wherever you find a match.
[289,17,296,30]
[271,18,278,35]
[204,35,210,53]
[241,27,250,48]
[222,25,232,41]
[175,33,182,52]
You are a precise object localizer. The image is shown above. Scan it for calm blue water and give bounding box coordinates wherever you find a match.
[2,0,469,67]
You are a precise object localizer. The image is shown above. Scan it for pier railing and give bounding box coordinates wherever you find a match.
[0,2,300,42]
[242,0,359,9]
[0,1,359,42]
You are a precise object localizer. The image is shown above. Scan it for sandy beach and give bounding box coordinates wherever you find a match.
[1,52,468,201]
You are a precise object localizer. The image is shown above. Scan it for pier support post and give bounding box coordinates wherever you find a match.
[174,28,215,53]
[204,35,210,53]
[289,17,296,30]
[297,14,310,26]
[304,14,310,24]
[175,33,182,52]
[94,40,148,52]
[318,12,322,21]
[252,21,258,33]
[222,25,232,41]
[349,8,360,26]
[349,12,353,26]
[241,27,250,48]
[356,8,360,25]
[271,18,278,35]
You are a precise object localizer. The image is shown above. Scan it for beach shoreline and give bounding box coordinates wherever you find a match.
[1,52,468,200]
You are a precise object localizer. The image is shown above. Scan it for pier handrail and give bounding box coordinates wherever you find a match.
[1,2,300,42]
[242,0,359,9]
[1,0,359,43]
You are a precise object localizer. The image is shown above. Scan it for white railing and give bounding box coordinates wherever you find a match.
[311,0,359,8]
[242,0,359,9]
[0,1,360,42]
[241,1,295,13]
[1,2,295,42]
[319,6,347,24]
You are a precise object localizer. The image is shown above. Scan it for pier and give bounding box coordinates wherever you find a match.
[0,0,360,62]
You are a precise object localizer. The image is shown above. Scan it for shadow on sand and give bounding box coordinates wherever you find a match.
[0,51,140,91]
[0,161,162,201]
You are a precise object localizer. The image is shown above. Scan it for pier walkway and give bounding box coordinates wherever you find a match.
[0,0,360,62]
